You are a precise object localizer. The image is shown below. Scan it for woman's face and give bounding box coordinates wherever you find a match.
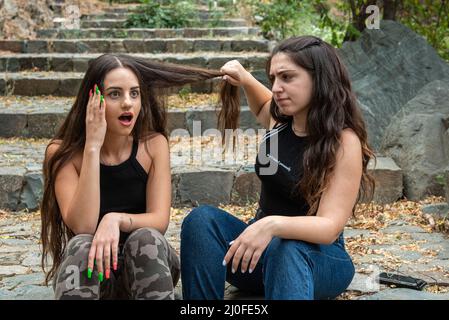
[269,53,313,117]
[102,67,142,136]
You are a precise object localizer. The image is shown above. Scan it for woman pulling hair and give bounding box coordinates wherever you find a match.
[40,53,235,299]
[181,36,376,300]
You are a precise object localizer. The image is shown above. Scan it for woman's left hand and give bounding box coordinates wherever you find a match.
[87,212,121,282]
[223,217,275,274]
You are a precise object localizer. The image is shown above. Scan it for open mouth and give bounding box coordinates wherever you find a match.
[118,112,134,126]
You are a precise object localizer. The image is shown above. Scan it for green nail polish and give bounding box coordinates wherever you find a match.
[87,268,92,279]
[98,272,103,282]
[96,86,100,95]
[100,95,104,103]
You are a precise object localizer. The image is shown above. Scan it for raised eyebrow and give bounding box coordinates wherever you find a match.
[105,86,140,91]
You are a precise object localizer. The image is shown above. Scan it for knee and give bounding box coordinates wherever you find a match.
[181,205,221,234]
[65,234,93,257]
[265,238,312,263]
[124,227,167,259]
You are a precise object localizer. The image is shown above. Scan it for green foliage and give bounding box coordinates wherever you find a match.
[125,0,199,28]
[178,87,191,100]
[244,0,348,46]
[105,0,143,3]
[207,0,226,27]
[315,0,355,46]
[398,0,449,61]
[435,174,446,186]
[247,0,302,40]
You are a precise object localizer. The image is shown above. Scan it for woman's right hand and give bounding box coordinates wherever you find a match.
[85,84,107,150]
[220,60,252,87]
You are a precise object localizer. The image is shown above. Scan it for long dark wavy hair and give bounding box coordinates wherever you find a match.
[218,36,376,216]
[41,53,237,285]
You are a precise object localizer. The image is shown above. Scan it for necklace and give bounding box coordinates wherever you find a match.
[291,122,308,136]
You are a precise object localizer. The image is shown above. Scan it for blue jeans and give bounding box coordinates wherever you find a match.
[180,205,355,300]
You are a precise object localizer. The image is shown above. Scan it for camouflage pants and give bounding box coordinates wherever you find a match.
[53,227,180,300]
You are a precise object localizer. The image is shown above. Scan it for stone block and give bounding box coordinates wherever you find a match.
[0,167,26,211]
[231,166,261,205]
[27,112,66,138]
[362,157,403,204]
[0,113,27,137]
[177,170,235,206]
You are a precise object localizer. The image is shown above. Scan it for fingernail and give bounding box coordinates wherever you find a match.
[249,269,253,274]
[113,263,117,271]
[100,95,104,103]
[232,268,235,274]
[87,268,92,279]
[105,269,110,279]
[222,259,226,266]
[229,241,234,245]
[241,269,245,273]
[98,272,103,282]
[89,89,92,97]
[96,85,100,95]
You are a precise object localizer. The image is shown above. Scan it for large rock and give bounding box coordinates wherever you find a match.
[339,20,449,150]
[379,80,449,200]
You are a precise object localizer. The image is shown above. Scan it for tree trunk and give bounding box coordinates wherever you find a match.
[383,0,400,20]
[344,0,378,41]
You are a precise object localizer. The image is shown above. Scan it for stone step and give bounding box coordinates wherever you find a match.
[36,27,260,39]
[0,52,269,72]
[0,136,402,211]
[80,13,131,20]
[0,70,270,96]
[0,39,270,54]
[105,7,138,14]
[80,8,226,20]
[0,97,261,138]
[102,4,222,14]
[73,18,248,29]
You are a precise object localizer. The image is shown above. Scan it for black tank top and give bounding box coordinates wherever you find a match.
[99,139,148,244]
[255,118,310,218]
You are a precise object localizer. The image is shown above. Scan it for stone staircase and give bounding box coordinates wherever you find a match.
[0,0,403,213]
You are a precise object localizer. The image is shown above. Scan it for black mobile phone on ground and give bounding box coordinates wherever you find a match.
[378,272,427,290]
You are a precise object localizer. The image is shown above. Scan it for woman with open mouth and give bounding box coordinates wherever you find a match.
[39,53,237,300]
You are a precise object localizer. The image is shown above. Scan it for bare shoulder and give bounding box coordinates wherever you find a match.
[137,133,169,172]
[340,129,362,151]
[45,139,63,159]
[337,128,362,164]
[140,133,169,157]
[45,139,82,173]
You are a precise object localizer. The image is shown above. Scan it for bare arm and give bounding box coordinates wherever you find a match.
[51,87,106,235]
[221,60,275,129]
[50,146,101,235]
